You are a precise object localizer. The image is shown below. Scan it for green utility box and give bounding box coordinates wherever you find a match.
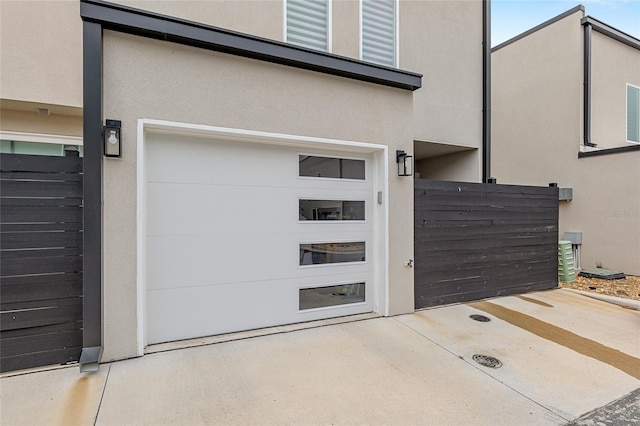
[558,240,576,283]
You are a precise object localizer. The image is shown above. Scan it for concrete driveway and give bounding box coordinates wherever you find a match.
[2,289,639,425]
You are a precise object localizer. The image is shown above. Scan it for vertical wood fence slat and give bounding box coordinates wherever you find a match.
[1,153,84,372]
[414,180,559,309]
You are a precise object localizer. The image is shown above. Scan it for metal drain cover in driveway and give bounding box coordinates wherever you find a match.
[469,314,491,322]
[472,354,503,368]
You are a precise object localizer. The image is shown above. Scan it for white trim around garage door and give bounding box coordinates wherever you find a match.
[136,118,389,356]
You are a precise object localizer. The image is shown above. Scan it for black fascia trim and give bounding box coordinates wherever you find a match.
[578,144,640,158]
[80,0,421,91]
[581,16,640,51]
[82,21,103,365]
[492,5,585,52]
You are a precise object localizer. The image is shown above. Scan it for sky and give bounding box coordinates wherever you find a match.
[492,0,640,46]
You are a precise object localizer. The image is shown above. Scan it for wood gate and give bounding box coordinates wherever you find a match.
[1,153,83,372]
[414,180,558,309]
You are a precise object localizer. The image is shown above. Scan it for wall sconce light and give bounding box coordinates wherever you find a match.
[396,150,413,177]
[103,119,122,158]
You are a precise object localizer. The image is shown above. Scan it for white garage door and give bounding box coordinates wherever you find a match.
[145,132,375,344]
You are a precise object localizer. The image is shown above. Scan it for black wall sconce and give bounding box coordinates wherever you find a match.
[396,150,413,177]
[103,119,122,158]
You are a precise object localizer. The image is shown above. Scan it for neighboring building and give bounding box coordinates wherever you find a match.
[492,5,640,276]
[1,0,489,366]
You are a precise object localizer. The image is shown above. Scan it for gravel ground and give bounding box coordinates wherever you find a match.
[560,274,640,301]
[566,388,640,426]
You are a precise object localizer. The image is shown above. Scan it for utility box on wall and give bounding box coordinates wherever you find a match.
[564,232,582,244]
[559,188,573,201]
[563,232,582,272]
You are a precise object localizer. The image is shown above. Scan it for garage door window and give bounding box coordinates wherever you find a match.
[299,283,365,310]
[300,242,366,265]
[299,155,365,179]
[299,200,365,221]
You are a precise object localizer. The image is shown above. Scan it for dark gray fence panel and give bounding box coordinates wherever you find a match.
[414,180,558,309]
[0,153,83,372]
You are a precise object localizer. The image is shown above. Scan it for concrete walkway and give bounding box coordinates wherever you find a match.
[2,290,639,425]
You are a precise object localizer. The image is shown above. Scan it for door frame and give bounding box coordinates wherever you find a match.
[135,118,389,355]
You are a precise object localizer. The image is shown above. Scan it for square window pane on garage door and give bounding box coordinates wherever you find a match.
[299,200,365,221]
[300,283,365,310]
[300,242,365,265]
[299,155,365,179]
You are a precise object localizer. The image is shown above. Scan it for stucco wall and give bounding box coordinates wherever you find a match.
[559,152,640,275]
[402,0,483,150]
[331,0,359,58]
[590,32,640,149]
[114,0,284,41]
[492,11,584,174]
[492,10,640,275]
[416,149,479,182]
[0,108,82,137]
[102,31,415,361]
[0,0,82,108]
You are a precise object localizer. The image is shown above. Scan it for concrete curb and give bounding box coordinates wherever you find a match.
[561,288,640,311]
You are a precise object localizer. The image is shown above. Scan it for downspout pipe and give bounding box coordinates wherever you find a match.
[583,22,596,147]
[482,0,492,182]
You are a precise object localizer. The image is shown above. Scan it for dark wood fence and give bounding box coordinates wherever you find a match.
[414,180,558,309]
[1,153,83,372]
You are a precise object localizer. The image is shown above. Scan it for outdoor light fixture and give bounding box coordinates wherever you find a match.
[103,119,122,158]
[396,150,413,177]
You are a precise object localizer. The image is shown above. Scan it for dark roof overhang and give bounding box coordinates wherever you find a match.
[80,0,422,91]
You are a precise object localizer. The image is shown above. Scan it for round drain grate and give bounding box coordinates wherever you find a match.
[472,354,503,369]
[469,314,491,322]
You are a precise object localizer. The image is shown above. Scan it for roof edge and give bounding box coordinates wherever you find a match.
[79,0,422,91]
[492,5,585,52]
[581,16,640,51]
[578,144,640,158]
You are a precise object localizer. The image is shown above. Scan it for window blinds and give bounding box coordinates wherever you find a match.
[627,85,640,143]
[362,0,396,67]
[286,0,329,51]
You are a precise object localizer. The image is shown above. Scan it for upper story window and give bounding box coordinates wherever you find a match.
[361,0,397,67]
[286,0,330,52]
[627,84,640,143]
